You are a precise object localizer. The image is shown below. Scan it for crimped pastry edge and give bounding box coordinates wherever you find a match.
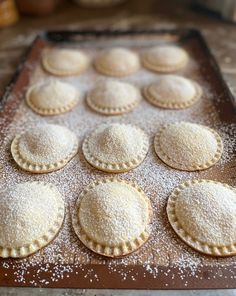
[142,52,188,73]
[94,58,140,77]
[72,178,152,258]
[143,80,202,109]
[86,87,141,115]
[26,84,80,116]
[167,179,236,257]
[154,122,223,171]
[82,124,149,173]
[0,181,65,258]
[11,132,79,173]
[41,49,89,76]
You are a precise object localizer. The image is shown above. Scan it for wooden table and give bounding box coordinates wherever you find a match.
[0,0,236,294]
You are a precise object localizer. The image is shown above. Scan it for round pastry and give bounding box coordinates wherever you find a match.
[72,178,152,257]
[154,122,223,171]
[0,182,64,258]
[142,45,189,73]
[167,179,236,256]
[11,123,79,173]
[82,123,149,173]
[143,75,202,109]
[26,79,79,115]
[95,47,140,77]
[42,48,89,76]
[87,79,141,115]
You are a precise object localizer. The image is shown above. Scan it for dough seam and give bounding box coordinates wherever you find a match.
[0,181,64,258]
[167,179,236,257]
[72,178,152,258]
[11,134,79,173]
[154,124,223,171]
[143,81,202,109]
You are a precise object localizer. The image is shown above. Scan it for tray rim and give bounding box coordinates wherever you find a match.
[0,28,236,290]
[1,28,235,112]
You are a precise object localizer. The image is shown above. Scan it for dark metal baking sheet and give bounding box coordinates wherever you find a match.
[0,29,235,290]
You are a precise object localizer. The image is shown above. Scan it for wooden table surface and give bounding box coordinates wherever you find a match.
[0,0,236,295]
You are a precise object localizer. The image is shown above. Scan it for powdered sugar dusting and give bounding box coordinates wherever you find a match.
[15,124,77,165]
[85,123,147,164]
[0,34,235,287]
[174,181,236,246]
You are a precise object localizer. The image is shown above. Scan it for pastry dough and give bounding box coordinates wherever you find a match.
[82,123,149,172]
[26,79,79,115]
[167,179,236,256]
[142,45,188,73]
[95,47,140,77]
[72,178,152,257]
[154,122,223,171]
[11,124,79,173]
[87,79,141,115]
[0,181,64,258]
[42,48,89,76]
[144,75,202,109]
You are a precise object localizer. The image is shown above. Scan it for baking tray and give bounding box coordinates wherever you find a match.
[0,29,235,290]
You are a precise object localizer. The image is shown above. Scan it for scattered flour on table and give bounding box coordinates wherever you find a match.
[0,40,235,286]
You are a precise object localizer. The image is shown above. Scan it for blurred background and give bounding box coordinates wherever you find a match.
[1,0,236,99]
